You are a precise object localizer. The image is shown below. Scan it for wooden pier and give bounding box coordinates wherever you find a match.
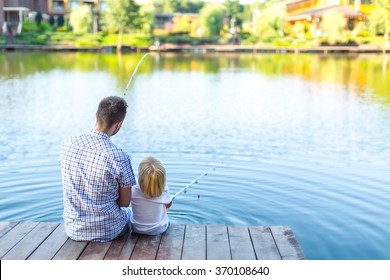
[0,222,305,260]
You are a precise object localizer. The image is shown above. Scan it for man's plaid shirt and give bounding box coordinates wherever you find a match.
[60,130,136,242]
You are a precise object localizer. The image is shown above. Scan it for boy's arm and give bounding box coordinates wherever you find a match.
[163,184,172,209]
[117,186,132,207]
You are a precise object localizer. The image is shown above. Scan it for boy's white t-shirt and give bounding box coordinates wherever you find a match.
[130,184,172,235]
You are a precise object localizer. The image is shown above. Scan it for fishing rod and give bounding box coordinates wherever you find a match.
[123,52,150,95]
[172,163,223,201]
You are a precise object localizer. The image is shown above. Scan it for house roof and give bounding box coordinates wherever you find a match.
[285,0,313,7]
[286,5,364,21]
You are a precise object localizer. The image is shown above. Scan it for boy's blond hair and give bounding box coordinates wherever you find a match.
[138,157,166,198]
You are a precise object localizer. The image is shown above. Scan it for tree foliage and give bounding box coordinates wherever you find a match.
[104,0,141,31]
[154,0,204,13]
[368,0,390,38]
[139,2,156,34]
[200,3,226,37]
[224,0,244,28]
[69,5,92,34]
[103,0,141,51]
[254,1,286,40]
[172,15,191,34]
[320,10,347,45]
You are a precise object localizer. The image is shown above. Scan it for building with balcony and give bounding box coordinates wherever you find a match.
[1,0,107,34]
[1,0,47,34]
[285,0,373,35]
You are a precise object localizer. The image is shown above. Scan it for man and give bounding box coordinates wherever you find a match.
[60,96,136,242]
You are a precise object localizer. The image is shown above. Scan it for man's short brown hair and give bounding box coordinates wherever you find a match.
[96,96,128,127]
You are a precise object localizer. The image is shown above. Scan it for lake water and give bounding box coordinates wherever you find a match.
[0,51,389,260]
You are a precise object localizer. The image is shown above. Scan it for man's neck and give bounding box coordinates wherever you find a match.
[95,125,112,137]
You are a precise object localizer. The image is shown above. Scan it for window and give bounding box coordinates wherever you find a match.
[70,1,79,10]
[52,0,64,11]
[100,1,107,11]
[349,0,372,4]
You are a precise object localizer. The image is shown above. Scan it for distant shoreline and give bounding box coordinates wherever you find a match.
[1,43,389,54]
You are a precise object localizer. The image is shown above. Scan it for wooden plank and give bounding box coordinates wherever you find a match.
[249,226,281,260]
[156,224,185,260]
[228,226,256,260]
[206,225,231,260]
[79,241,112,260]
[2,222,59,260]
[0,222,18,239]
[0,222,39,259]
[116,232,139,260]
[28,223,69,260]
[0,222,305,260]
[182,224,206,260]
[130,234,162,260]
[270,226,305,260]
[104,231,131,260]
[53,238,88,260]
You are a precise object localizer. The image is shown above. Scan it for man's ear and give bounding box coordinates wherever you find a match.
[115,121,123,130]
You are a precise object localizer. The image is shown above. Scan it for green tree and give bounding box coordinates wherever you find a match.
[104,0,141,52]
[368,0,390,49]
[200,3,226,37]
[320,10,347,45]
[163,0,174,13]
[225,0,244,28]
[153,0,204,13]
[139,2,155,34]
[69,5,92,34]
[171,0,204,13]
[254,1,286,41]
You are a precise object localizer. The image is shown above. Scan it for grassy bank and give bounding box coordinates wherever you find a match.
[2,30,153,48]
[1,30,387,50]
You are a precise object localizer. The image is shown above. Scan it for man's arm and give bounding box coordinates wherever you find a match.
[117,186,131,207]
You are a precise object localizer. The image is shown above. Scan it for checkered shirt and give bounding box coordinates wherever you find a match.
[60,130,136,242]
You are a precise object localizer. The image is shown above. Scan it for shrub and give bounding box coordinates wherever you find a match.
[14,32,49,45]
[22,20,52,33]
[49,15,55,27]
[22,20,40,32]
[273,37,293,47]
[57,15,65,27]
[240,35,259,45]
[0,35,6,45]
[35,12,43,25]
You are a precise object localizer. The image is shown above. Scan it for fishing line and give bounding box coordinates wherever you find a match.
[123,52,150,95]
[172,163,223,201]
[122,54,222,202]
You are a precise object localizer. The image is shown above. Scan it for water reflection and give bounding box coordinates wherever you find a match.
[1,52,389,105]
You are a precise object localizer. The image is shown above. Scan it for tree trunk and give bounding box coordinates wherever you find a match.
[117,29,123,53]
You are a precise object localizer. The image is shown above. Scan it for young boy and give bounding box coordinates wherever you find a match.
[130,157,172,235]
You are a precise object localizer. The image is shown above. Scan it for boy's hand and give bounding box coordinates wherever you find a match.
[165,200,173,211]
[166,200,173,208]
